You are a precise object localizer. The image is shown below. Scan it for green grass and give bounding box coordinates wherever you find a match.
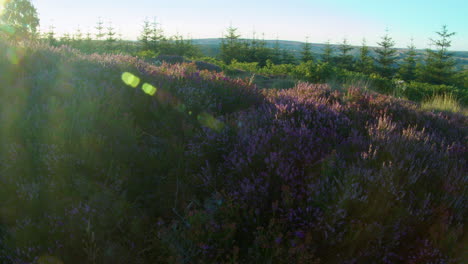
[421,93,467,115]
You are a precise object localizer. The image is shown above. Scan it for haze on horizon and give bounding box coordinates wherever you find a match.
[19,0,468,50]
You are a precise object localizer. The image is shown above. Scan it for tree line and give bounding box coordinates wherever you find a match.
[218,26,461,86]
[0,0,465,88]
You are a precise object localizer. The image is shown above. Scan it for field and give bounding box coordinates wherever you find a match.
[0,40,466,263]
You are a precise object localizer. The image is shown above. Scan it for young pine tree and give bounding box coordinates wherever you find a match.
[398,39,418,81]
[83,31,93,52]
[375,30,398,78]
[85,31,92,42]
[337,38,354,70]
[73,26,83,46]
[220,26,243,64]
[321,40,334,63]
[356,38,374,74]
[139,18,152,51]
[46,25,57,46]
[150,19,164,52]
[301,37,314,62]
[281,49,297,64]
[105,22,116,50]
[95,18,105,40]
[271,38,282,64]
[420,25,456,85]
[253,33,272,66]
[60,33,71,46]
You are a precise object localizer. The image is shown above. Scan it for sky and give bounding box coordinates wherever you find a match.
[14,0,468,50]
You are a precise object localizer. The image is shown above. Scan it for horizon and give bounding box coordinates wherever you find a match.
[4,0,468,51]
[188,38,468,52]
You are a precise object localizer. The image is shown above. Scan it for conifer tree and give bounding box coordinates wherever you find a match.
[356,38,374,74]
[60,33,71,45]
[375,30,398,78]
[139,18,152,50]
[95,18,105,40]
[83,31,93,52]
[300,37,314,62]
[337,38,353,70]
[73,26,83,46]
[420,25,456,85]
[105,22,116,50]
[281,49,296,64]
[220,26,243,64]
[250,33,270,66]
[398,39,418,81]
[271,38,282,64]
[85,31,92,41]
[46,25,57,46]
[150,18,163,52]
[321,40,334,63]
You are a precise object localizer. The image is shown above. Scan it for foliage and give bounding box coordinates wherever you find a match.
[0,40,261,263]
[0,23,467,264]
[321,40,334,63]
[220,26,243,64]
[300,37,314,62]
[356,38,374,74]
[404,81,468,105]
[337,38,354,70]
[421,93,465,114]
[168,82,467,263]
[375,31,398,78]
[138,18,152,51]
[95,18,105,40]
[398,40,418,81]
[419,25,457,85]
[45,25,57,46]
[0,0,39,41]
[105,22,116,50]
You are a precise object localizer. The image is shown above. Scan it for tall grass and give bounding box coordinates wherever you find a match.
[421,93,466,115]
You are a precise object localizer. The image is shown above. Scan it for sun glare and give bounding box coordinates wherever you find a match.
[142,83,157,96]
[121,72,140,88]
[0,0,9,14]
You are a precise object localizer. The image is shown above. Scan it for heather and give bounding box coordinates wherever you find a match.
[0,39,467,264]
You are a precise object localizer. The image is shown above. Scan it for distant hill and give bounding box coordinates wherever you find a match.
[192,38,468,70]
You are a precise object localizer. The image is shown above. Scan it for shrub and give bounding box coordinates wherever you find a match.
[160,83,467,263]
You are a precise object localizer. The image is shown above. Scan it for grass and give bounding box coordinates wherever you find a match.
[421,93,467,115]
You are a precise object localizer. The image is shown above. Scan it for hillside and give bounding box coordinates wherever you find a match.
[0,40,467,263]
[193,38,468,69]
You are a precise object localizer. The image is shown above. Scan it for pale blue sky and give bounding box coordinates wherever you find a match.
[27,0,468,50]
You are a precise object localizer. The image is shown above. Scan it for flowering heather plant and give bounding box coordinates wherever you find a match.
[168,83,467,263]
[0,39,466,263]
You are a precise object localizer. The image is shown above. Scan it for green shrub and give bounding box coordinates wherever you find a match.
[405,81,468,105]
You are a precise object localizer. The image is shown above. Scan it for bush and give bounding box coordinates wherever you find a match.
[161,83,467,263]
[0,41,262,263]
[404,81,468,105]
[1,39,466,263]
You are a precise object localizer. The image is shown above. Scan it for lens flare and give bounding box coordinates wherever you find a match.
[0,0,10,15]
[121,72,140,88]
[6,46,25,64]
[142,83,157,96]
